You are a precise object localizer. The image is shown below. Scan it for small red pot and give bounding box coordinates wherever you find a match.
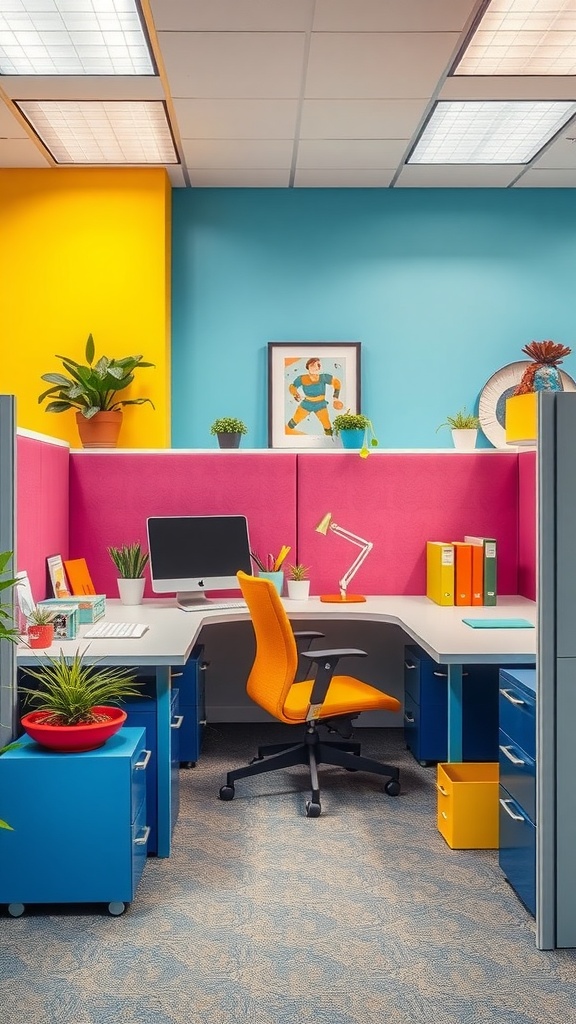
[20,706,127,753]
[27,624,55,648]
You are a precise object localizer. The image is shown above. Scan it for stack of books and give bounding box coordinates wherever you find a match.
[426,537,497,607]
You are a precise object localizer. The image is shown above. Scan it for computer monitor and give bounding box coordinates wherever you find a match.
[147,515,252,611]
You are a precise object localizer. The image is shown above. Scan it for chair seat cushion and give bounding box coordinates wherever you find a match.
[282,676,401,722]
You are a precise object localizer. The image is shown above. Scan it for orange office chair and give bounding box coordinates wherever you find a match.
[218,571,401,817]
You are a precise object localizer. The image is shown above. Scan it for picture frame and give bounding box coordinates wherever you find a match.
[46,554,71,599]
[268,342,361,449]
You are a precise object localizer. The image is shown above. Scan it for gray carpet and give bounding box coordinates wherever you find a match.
[2,724,576,1024]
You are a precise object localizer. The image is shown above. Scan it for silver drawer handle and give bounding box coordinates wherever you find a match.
[404,661,416,670]
[499,798,525,822]
[404,712,415,724]
[171,671,184,679]
[171,715,184,729]
[499,744,526,766]
[135,749,152,770]
[134,825,151,846]
[499,688,525,706]
[433,670,469,678]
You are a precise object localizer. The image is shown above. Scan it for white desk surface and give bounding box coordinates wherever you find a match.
[16,594,537,668]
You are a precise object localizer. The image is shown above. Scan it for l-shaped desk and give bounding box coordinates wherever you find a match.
[17,594,536,858]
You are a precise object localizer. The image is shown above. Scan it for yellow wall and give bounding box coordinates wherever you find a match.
[0,168,171,448]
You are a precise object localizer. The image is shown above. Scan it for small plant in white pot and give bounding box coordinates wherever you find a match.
[436,408,480,450]
[286,563,310,601]
[108,542,149,605]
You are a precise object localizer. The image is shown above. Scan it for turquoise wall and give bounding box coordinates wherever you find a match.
[171,188,576,449]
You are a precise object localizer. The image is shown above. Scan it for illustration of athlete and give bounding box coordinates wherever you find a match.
[286,357,344,436]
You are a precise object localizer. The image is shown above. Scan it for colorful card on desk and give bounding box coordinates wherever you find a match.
[64,557,96,596]
[462,618,535,629]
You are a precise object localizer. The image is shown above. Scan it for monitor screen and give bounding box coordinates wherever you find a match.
[146,515,252,610]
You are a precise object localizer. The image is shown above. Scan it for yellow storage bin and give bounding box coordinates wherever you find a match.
[505,393,537,446]
[436,762,499,849]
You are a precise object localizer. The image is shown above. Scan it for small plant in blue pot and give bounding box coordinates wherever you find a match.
[332,412,378,455]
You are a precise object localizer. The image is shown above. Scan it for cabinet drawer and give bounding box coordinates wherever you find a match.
[131,801,150,895]
[498,785,536,917]
[499,669,536,760]
[498,728,536,823]
[404,645,447,706]
[404,691,447,764]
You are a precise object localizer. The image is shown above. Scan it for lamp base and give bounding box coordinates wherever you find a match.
[319,594,366,603]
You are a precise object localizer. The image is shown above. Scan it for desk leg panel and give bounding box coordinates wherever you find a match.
[155,665,172,858]
[447,664,463,763]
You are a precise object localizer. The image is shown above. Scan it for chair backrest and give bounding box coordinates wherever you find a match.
[237,570,300,724]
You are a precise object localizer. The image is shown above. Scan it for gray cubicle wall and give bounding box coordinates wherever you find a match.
[0,396,17,748]
[537,391,576,949]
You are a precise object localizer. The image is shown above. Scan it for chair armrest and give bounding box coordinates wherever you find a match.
[301,648,367,708]
[293,630,324,651]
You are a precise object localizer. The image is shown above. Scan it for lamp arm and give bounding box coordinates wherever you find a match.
[338,541,373,597]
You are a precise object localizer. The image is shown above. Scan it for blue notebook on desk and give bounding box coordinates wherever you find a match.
[462,618,535,629]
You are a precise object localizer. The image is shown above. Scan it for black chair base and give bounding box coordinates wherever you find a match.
[219,721,400,817]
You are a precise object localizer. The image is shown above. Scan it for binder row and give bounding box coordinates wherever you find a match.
[426,537,497,607]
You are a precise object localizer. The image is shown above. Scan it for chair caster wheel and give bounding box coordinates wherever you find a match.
[219,785,235,801]
[385,779,401,797]
[8,903,25,918]
[108,901,126,916]
[305,800,321,818]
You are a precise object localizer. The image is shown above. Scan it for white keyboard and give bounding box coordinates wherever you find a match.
[205,600,247,611]
[84,622,149,639]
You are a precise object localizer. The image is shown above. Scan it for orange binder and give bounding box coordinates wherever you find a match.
[63,558,96,596]
[452,541,472,606]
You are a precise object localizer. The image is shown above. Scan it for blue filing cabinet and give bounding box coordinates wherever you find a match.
[498,667,537,917]
[0,727,150,917]
[171,644,206,766]
[124,686,181,855]
[403,644,500,765]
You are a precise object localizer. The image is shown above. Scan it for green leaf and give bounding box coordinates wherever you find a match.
[0,819,14,831]
[85,333,95,364]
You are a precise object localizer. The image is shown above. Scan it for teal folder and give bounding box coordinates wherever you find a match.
[462,618,534,629]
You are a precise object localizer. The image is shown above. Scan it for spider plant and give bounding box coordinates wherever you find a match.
[19,649,144,726]
[108,542,149,579]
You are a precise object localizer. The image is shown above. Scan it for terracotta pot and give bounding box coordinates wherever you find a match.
[21,706,127,753]
[76,410,123,449]
[27,624,55,648]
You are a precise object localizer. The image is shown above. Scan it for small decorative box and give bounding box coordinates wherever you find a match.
[38,602,79,640]
[39,594,106,624]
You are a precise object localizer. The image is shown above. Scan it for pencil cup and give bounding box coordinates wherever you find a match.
[258,571,284,596]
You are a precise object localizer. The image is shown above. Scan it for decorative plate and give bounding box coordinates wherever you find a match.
[478,360,576,448]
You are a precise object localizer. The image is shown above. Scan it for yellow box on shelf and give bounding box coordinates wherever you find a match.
[505,393,537,446]
[436,762,499,849]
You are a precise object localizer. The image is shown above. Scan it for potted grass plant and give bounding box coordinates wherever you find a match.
[286,563,310,601]
[38,333,155,449]
[19,649,144,752]
[210,416,248,449]
[108,542,149,605]
[436,408,480,450]
[26,606,55,649]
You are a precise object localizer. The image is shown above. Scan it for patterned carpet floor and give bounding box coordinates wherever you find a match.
[2,724,576,1024]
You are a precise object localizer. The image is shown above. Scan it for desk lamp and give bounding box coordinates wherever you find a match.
[315,512,373,603]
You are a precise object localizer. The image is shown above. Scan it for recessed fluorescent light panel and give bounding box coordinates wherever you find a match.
[454,0,576,76]
[408,101,576,164]
[0,0,154,75]
[15,100,178,163]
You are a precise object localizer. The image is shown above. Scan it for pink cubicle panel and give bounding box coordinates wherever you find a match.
[69,453,297,597]
[517,450,537,601]
[296,453,520,597]
[16,434,70,603]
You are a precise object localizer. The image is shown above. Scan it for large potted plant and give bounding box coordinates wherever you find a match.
[210,416,247,449]
[38,333,155,448]
[108,542,149,605]
[19,649,144,752]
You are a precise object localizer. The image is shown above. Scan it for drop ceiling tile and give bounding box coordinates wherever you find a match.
[150,0,314,31]
[531,136,576,170]
[297,138,407,169]
[0,138,50,167]
[1,76,164,101]
[395,164,521,187]
[306,33,460,99]
[514,168,576,187]
[0,102,28,137]
[187,168,291,187]
[174,98,298,139]
[294,167,394,186]
[182,138,293,169]
[300,99,429,139]
[158,31,306,98]
[313,0,476,32]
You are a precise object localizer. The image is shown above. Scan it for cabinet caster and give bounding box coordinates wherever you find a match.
[305,800,321,818]
[107,901,126,916]
[385,779,401,797]
[8,903,25,918]
[219,785,235,801]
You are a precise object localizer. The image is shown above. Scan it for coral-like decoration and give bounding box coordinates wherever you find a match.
[514,340,572,395]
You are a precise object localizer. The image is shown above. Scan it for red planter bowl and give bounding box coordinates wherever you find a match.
[27,624,55,648]
[20,706,127,753]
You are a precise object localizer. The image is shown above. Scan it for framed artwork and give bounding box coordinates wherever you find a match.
[46,555,71,599]
[268,342,361,449]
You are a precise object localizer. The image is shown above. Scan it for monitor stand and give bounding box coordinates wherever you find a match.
[176,592,214,612]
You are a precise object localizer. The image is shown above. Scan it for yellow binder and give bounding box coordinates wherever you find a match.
[426,541,455,606]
